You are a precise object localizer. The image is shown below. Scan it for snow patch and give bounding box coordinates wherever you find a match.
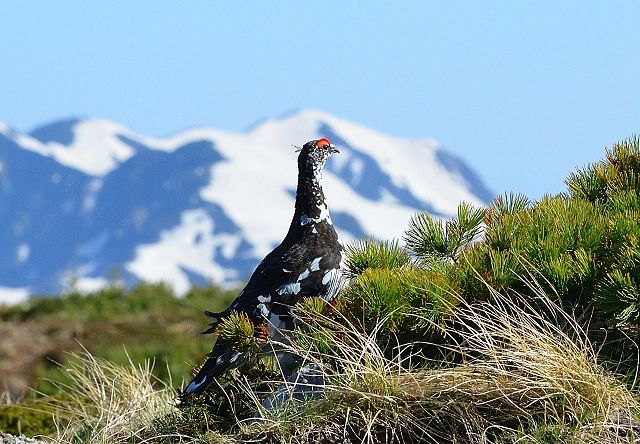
[0,287,30,305]
[43,119,136,176]
[16,244,30,263]
[350,158,365,185]
[75,276,110,293]
[82,179,103,212]
[126,209,243,295]
[14,133,50,156]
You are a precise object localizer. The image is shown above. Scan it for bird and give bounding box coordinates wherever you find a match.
[181,138,344,398]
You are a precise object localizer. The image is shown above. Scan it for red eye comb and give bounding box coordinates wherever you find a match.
[316,138,331,147]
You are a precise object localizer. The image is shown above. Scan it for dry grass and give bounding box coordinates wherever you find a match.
[41,286,640,443]
[44,350,176,444]
[240,287,640,443]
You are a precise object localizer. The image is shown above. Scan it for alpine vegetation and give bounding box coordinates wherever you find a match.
[3,136,640,443]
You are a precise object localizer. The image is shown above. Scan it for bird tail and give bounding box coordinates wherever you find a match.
[181,357,220,398]
[201,308,231,334]
[181,346,247,399]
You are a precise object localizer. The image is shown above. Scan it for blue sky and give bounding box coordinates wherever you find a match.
[1,1,639,199]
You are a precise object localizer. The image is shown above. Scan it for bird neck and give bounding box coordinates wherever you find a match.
[290,164,330,230]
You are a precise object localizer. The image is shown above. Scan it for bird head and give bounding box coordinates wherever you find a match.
[297,138,339,176]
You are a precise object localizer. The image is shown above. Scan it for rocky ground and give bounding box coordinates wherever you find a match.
[0,432,47,444]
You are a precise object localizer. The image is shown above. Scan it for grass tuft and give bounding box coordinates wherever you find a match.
[47,349,176,443]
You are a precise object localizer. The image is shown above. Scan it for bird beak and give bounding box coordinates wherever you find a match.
[330,145,340,154]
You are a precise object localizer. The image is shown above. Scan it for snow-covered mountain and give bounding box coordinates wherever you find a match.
[0,110,492,303]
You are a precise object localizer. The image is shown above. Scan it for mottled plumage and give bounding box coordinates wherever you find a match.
[182,138,343,398]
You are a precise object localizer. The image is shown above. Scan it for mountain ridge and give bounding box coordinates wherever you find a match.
[0,110,492,302]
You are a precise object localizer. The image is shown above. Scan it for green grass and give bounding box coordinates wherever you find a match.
[0,282,237,399]
[0,397,58,437]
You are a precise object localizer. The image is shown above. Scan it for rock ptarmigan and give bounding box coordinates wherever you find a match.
[182,138,344,398]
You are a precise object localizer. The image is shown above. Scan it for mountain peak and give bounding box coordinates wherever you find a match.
[25,118,138,176]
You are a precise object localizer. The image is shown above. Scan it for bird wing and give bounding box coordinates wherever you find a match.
[202,248,299,332]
